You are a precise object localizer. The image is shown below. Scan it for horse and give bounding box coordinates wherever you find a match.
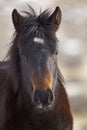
[0,5,73,130]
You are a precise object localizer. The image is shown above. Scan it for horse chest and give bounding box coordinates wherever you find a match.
[10,121,70,130]
[12,117,69,130]
[6,113,57,130]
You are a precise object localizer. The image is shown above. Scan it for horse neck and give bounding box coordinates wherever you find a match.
[9,41,20,93]
[10,45,33,111]
[54,74,71,113]
[19,54,33,107]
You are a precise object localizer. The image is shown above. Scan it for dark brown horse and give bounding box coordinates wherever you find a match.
[0,6,73,130]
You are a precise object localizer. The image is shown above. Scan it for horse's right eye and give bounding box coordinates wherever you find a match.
[54,50,58,55]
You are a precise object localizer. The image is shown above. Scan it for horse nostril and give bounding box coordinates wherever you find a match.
[33,89,53,107]
[34,90,40,104]
[48,89,53,104]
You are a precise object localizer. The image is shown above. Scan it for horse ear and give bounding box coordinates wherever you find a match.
[12,9,24,31]
[48,7,61,31]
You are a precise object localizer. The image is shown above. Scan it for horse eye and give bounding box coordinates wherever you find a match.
[54,50,58,55]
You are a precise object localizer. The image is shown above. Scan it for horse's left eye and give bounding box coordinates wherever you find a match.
[54,50,58,55]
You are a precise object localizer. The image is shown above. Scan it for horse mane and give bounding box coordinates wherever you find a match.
[12,6,57,41]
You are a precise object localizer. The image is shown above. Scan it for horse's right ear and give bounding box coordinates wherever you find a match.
[12,9,24,31]
[48,7,61,31]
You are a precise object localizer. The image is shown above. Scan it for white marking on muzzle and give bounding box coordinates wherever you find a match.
[33,37,44,44]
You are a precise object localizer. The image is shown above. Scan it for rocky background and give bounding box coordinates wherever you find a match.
[0,0,87,130]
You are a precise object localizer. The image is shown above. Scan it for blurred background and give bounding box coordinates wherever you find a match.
[0,0,87,129]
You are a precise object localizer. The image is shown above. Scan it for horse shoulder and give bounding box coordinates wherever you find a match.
[0,61,12,129]
[55,82,73,130]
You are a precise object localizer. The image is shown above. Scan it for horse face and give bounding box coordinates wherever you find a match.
[31,41,58,108]
[19,38,58,108]
[12,6,61,108]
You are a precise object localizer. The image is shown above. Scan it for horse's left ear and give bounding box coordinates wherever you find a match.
[12,9,25,31]
[48,7,61,31]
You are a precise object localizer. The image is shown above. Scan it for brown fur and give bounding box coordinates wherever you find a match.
[0,6,73,130]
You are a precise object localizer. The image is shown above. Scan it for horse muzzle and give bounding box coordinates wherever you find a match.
[33,88,53,108]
